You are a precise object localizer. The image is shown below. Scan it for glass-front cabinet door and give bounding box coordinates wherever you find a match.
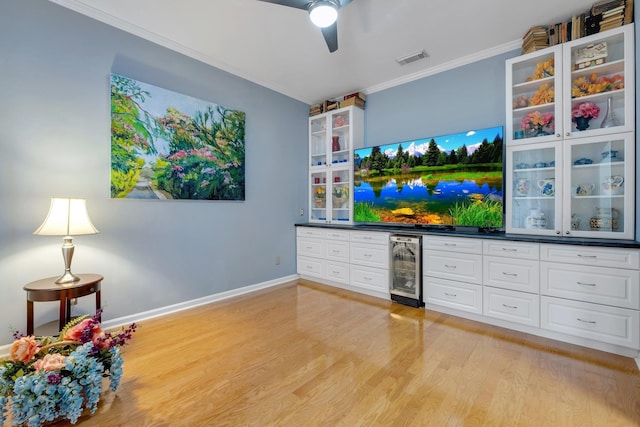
[562,25,634,140]
[506,46,562,144]
[562,133,634,239]
[506,142,561,235]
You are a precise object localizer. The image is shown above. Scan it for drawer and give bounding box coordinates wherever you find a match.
[351,242,389,269]
[325,240,349,262]
[423,276,482,314]
[297,237,324,258]
[424,250,482,284]
[296,227,324,239]
[483,256,539,293]
[297,255,325,279]
[541,296,640,349]
[324,229,350,241]
[350,265,388,294]
[483,286,540,327]
[483,240,539,260]
[326,261,349,284]
[540,244,640,269]
[423,236,482,254]
[350,231,390,245]
[540,262,640,310]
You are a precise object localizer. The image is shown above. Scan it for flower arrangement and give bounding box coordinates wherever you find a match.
[314,187,326,199]
[520,111,554,136]
[572,101,600,120]
[572,73,624,98]
[529,83,555,106]
[0,311,136,426]
[527,57,554,81]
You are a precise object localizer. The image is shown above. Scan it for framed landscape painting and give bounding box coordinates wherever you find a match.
[110,73,246,200]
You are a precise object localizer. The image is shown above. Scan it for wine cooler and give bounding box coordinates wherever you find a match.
[389,234,423,307]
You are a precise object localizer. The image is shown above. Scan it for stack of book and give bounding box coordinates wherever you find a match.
[309,104,323,116]
[522,26,549,54]
[592,0,634,32]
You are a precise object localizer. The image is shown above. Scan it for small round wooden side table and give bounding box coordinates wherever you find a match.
[23,273,103,335]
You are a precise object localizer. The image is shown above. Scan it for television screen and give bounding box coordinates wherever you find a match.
[353,126,504,229]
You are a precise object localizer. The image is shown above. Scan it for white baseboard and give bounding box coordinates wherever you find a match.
[0,274,297,357]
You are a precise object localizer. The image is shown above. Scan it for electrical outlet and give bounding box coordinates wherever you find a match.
[299,208,304,216]
[275,256,280,265]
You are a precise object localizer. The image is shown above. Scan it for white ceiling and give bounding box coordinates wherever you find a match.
[51,0,596,104]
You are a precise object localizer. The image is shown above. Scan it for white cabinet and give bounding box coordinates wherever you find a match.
[349,231,389,296]
[309,106,364,224]
[506,25,634,144]
[296,227,349,284]
[540,244,640,349]
[482,240,540,327]
[505,25,635,240]
[423,236,483,314]
[506,130,635,239]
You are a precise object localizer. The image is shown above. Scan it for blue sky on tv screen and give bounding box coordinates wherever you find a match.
[355,126,503,158]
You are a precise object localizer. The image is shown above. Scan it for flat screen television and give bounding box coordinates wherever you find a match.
[353,126,504,230]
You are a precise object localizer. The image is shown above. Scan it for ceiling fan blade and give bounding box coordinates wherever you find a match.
[339,0,352,6]
[257,0,310,10]
[321,23,338,53]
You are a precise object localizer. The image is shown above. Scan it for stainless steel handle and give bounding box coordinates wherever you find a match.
[502,272,518,277]
[577,318,596,324]
[444,293,457,297]
[502,248,517,252]
[502,304,518,309]
[444,264,457,269]
[577,282,596,287]
[577,254,597,259]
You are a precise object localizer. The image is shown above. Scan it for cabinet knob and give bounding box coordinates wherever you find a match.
[556,133,561,138]
[565,132,570,137]
[565,231,570,235]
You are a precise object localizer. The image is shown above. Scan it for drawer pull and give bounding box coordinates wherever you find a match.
[306,246,313,250]
[502,248,517,252]
[577,318,597,324]
[502,272,518,277]
[502,304,518,309]
[577,282,596,287]
[331,270,340,274]
[364,253,372,258]
[444,292,457,297]
[364,236,372,240]
[444,264,457,269]
[444,243,457,247]
[332,250,340,254]
[364,276,372,281]
[577,254,597,259]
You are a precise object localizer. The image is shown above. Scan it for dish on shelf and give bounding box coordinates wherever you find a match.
[515,163,530,169]
[573,158,593,165]
[533,162,548,168]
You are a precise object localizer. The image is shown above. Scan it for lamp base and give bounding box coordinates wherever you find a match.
[55,271,80,285]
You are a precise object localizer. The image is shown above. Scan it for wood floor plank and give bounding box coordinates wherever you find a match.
[4,279,640,426]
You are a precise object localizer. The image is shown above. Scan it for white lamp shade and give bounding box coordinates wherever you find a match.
[34,198,99,236]
[309,1,338,28]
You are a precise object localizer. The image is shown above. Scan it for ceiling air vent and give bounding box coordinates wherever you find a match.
[396,49,429,66]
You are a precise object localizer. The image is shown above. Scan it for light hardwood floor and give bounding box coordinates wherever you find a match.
[21,279,640,426]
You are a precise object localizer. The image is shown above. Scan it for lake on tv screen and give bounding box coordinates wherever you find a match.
[353,127,503,227]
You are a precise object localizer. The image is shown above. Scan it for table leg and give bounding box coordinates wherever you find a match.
[96,290,101,321]
[59,290,67,332]
[27,300,34,336]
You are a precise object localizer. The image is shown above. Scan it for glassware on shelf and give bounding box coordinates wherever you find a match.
[600,97,620,128]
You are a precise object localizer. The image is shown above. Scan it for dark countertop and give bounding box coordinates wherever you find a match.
[295,223,640,249]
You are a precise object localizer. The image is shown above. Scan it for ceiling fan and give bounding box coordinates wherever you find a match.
[258,0,353,53]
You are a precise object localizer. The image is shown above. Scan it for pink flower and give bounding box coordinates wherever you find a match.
[33,354,66,372]
[10,336,39,363]
[62,318,107,348]
[572,102,600,120]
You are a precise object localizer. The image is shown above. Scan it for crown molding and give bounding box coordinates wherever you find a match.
[363,39,522,96]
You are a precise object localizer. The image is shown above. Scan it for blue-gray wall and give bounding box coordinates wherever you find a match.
[0,0,308,346]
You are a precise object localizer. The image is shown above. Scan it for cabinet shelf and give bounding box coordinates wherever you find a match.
[512,102,555,114]
[571,59,624,79]
[512,76,554,93]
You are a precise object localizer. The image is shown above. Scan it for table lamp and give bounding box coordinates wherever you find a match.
[33,198,99,285]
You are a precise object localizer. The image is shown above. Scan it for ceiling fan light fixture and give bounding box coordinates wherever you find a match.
[308,0,339,28]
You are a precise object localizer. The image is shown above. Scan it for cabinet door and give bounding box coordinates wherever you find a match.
[309,114,328,168]
[330,166,351,222]
[310,169,328,222]
[562,25,635,139]
[506,45,563,144]
[562,133,634,239]
[506,142,562,235]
